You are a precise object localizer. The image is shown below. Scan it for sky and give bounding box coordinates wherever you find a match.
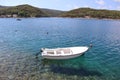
[0,0,120,11]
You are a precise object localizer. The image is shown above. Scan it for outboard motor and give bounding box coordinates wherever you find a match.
[35,48,45,59]
[40,48,45,52]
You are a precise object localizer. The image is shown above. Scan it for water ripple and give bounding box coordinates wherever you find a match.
[0,18,120,80]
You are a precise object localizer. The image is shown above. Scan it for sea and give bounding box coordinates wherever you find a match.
[0,18,120,80]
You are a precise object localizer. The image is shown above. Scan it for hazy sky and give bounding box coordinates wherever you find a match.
[0,0,120,11]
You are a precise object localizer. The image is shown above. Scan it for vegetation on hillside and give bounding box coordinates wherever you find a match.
[61,8,120,19]
[0,4,65,17]
[0,5,120,19]
[0,4,48,17]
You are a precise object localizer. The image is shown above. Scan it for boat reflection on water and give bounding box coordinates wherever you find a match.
[38,56,86,71]
[37,57,102,76]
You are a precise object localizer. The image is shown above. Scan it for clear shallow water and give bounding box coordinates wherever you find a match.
[0,18,120,80]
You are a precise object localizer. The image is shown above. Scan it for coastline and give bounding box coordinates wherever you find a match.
[0,17,120,21]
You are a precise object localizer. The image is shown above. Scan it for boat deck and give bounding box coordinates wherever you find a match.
[44,48,73,55]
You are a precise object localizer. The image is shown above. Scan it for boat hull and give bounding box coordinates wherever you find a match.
[42,52,85,59]
[41,46,89,59]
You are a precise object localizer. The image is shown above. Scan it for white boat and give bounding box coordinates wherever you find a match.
[41,46,89,59]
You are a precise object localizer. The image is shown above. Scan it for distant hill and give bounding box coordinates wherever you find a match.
[41,8,66,17]
[0,6,4,8]
[0,4,65,17]
[0,5,8,8]
[61,8,120,19]
[0,5,4,8]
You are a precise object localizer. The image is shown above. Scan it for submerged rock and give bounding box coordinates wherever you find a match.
[8,75,15,79]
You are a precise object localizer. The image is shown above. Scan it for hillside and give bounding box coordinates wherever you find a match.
[0,4,65,17]
[0,4,48,17]
[1,5,120,19]
[61,8,120,19]
[41,8,65,17]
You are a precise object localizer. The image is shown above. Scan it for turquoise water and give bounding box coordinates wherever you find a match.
[0,18,120,80]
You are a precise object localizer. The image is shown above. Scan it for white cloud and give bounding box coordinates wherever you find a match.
[114,0,120,2]
[96,0,105,5]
